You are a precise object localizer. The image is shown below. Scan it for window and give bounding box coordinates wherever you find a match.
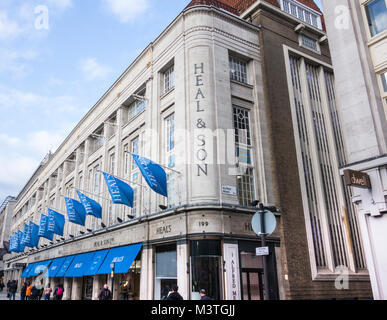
[190,240,222,300]
[155,244,177,300]
[124,144,129,175]
[281,0,322,29]
[230,56,248,84]
[166,114,176,207]
[365,0,387,36]
[92,129,104,152]
[300,34,319,53]
[131,172,139,218]
[233,106,255,206]
[128,88,146,121]
[93,165,100,194]
[381,72,387,92]
[109,153,115,173]
[131,137,139,170]
[163,65,175,94]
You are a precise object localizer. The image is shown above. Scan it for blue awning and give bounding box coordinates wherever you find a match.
[55,255,75,277]
[44,257,67,278]
[64,252,95,278]
[20,263,36,278]
[29,260,52,277]
[84,249,109,276]
[97,243,142,275]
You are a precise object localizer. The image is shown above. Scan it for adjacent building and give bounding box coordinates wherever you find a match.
[3,0,373,300]
[321,0,387,300]
[0,196,17,277]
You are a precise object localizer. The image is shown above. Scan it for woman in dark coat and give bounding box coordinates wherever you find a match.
[20,282,27,300]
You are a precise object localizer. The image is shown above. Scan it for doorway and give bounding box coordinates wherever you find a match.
[241,269,264,300]
[82,276,93,300]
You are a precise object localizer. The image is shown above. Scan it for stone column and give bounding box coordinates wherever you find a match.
[63,277,72,300]
[71,277,83,300]
[177,240,189,300]
[139,245,153,300]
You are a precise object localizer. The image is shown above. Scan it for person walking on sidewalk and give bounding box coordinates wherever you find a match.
[53,284,64,300]
[20,282,27,301]
[8,280,17,300]
[44,284,52,300]
[26,281,32,300]
[98,284,112,300]
[166,285,184,301]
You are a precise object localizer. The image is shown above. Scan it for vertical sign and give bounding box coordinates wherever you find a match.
[189,46,217,201]
[224,243,241,300]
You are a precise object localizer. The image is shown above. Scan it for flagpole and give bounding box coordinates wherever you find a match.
[68,187,114,203]
[124,151,182,175]
[97,170,149,189]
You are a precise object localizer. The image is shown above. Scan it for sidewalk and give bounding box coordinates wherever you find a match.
[0,290,21,301]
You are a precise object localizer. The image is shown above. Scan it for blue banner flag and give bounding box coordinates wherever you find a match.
[22,224,32,248]
[29,222,40,248]
[38,214,54,241]
[47,209,65,236]
[131,154,168,197]
[17,230,25,253]
[65,197,86,226]
[9,235,16,252]
[76,190,102,219]
[102,172,134,207]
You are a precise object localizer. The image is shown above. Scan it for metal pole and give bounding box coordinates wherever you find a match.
[111,264,115,301]
[259,203,270,300]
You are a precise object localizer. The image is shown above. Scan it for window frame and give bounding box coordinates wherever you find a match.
[229,56,249,84]
[363,0,387,37]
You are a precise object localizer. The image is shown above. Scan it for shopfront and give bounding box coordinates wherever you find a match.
[117,252,141,300]
[190,240,223,300]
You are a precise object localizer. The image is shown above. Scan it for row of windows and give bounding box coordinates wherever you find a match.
[281,0,322,29]
[14,55,255,236]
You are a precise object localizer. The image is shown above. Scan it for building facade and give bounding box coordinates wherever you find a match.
[321,0,387,300]
[0,196,17,277]
[3,0,372,300]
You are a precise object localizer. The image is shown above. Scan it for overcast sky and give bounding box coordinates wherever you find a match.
[0,0,323,205]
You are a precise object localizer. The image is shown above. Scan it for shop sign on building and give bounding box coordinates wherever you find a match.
[224,243,241,300]
[343,169,371,189]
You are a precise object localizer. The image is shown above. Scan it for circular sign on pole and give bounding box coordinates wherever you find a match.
[251,210,277,236]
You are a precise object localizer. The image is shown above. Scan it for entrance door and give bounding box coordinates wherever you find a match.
[241,269,265,300]
[82,276,93,300]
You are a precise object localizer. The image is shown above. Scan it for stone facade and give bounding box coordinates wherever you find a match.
[321,0,387,300]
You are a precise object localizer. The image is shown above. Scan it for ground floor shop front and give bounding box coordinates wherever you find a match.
[4,238,280,300]
[3,207,282,300]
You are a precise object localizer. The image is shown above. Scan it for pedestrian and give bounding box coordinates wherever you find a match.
[6,280,11,298]
[8,280,17,300]
[0,279,4,292]
[31,284,39,300]
[53,284,64,300]
[20,282,27,301]
[26,281,33,300]
[199,289,213,300]
[166,285,184,301]
[39,287,44,300]
[44,284,52,300]
[98,284,112,300]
